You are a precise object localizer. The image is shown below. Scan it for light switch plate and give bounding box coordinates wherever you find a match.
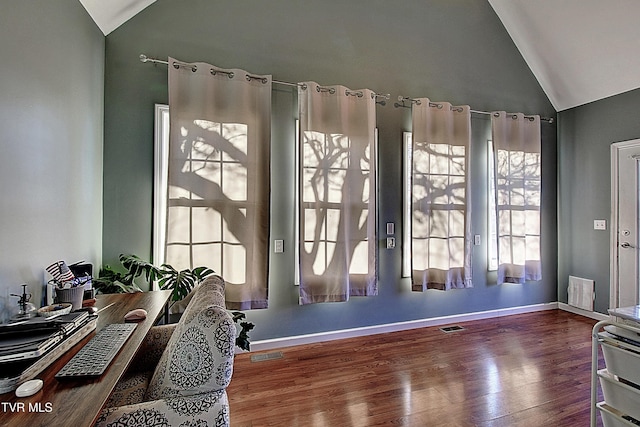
[386,222,395,235]
[594,220,607,230]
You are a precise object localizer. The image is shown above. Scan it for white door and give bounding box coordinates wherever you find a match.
[611,139,640,309]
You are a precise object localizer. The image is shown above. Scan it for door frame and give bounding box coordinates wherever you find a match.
[610,138,640,309]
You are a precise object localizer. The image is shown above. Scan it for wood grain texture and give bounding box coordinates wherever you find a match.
[228,310,605,427]
[0,290,172,427]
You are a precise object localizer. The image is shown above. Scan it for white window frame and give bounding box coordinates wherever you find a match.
[487,139,498,271]
[153,104,170,283]
[402,132,412,278]
[294,119,300,285]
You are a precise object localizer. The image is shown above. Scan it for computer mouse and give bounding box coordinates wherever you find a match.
[124,308,147,321]
[16,379,43,397]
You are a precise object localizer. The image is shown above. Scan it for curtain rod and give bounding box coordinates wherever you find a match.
[141,54,552,121]
[139,54,391,104]
[140,54,301,88]
[394,96,554,123]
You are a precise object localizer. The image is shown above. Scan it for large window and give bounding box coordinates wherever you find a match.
[404,130,471,283]
[297,83,378,304]
[301,130,372,276]
[154,105,251,283]
[409,101,472,291]
[162,61,272,310]
[165,120,251,285]
[490,112,542,284]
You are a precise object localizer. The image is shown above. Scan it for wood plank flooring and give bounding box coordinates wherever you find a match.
[228,310,605,427]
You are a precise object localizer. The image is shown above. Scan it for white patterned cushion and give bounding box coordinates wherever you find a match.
[96,390,229,427]
[144,275,235,401]
[104,370,153,408]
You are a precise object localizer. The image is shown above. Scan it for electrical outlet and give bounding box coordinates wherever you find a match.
[474,234,481,246]
[274,239,284,253]
[594,220,607,230]
[386,237,396,249]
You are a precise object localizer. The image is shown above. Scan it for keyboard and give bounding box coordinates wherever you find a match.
[55,323,137,378]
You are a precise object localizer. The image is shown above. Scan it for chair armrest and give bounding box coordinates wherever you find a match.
[95,390,229,427]
[128,324,177,373]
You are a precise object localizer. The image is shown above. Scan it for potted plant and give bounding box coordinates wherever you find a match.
[94,254,255,351]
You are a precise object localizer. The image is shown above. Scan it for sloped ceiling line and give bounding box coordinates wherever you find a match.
[79,0,156,36]
[488,0,640,111]
[79,0,640,112]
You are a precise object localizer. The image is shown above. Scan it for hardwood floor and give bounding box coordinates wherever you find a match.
[228,310,605,427]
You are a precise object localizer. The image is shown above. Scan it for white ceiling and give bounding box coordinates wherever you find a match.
[79,0,640,112]
[78,0,156,36]
[489,0,640,111]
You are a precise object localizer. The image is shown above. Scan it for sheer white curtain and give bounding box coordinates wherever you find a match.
[411,99,472,291]
[298,82,377,304]
[491,112,542,284]
[166,58,271,309]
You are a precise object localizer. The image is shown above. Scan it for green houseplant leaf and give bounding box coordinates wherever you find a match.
[192,266,216,282]
[119,254,162,285]
[99,255,215,303]
[93,265,143,294]
[96,254,253,350]
[232,311,255,351]
[157,264,216,302]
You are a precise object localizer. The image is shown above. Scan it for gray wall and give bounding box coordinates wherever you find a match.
[558,88,640,314]
[0,0,104,321]
[104,0,558,340]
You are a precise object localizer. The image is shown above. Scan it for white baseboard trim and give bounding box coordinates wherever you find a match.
[558,302,609,321]
[250,302,559,352]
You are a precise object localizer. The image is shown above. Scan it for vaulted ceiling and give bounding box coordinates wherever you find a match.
[79,0,640,112]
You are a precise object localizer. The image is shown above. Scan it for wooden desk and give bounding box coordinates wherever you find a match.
[0,290,172,427]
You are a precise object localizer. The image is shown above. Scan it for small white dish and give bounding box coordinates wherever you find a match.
[15,379,43,397]
[37,303,72,318]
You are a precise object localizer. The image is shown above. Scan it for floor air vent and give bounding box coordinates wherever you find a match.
[250,351,284,363]
[439,325,465,333]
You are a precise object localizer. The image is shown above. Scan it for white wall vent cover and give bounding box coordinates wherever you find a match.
[568,276,595,311]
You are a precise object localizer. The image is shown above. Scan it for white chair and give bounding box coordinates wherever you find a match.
[95,275,235,427]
